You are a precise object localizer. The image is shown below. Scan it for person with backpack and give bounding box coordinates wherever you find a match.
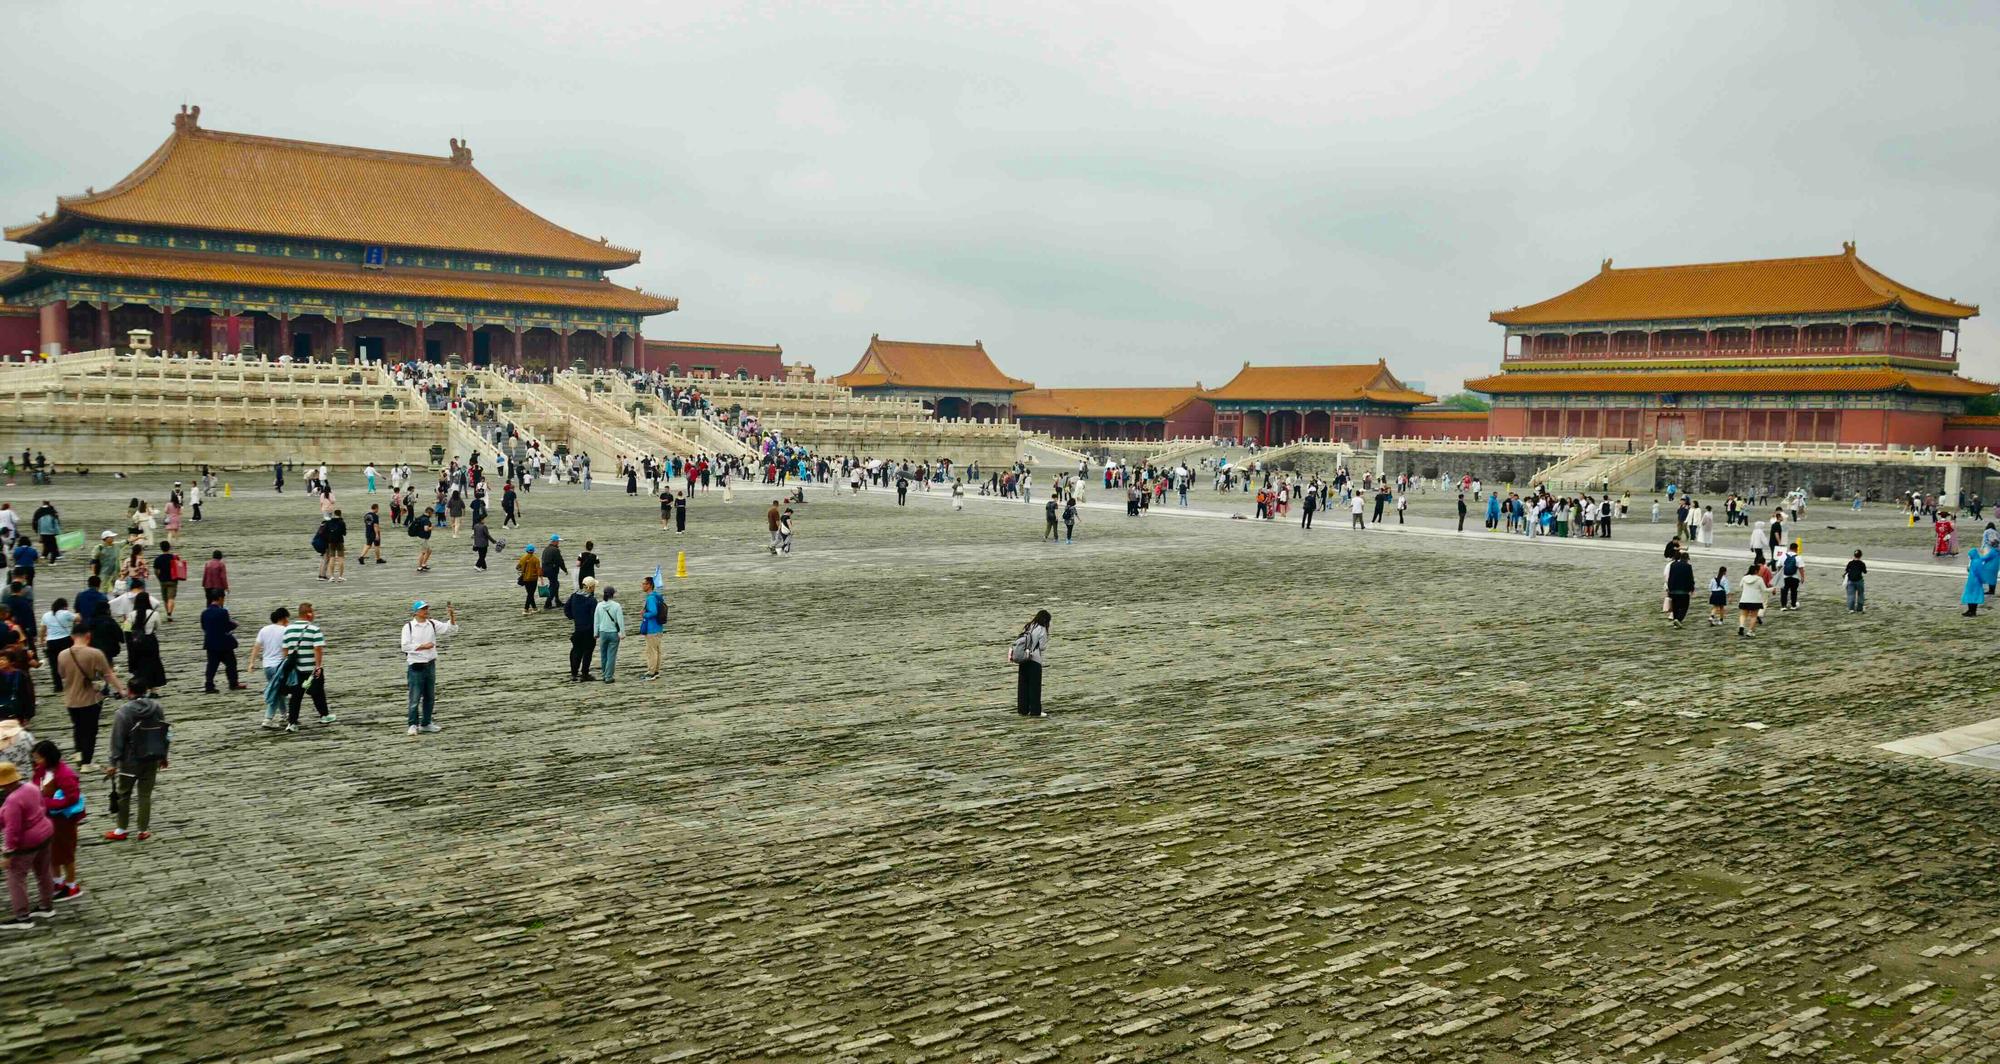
[1008,610,1050,717]
[152,541,183,622]
[639,577,666,682]
[401,600,459,736]
[411,509,434,573]
[539,535,566,610]
[1778,543,1804,611]
[102,680,168,841]
[360,503,385,566]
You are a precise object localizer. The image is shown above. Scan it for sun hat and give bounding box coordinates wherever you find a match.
[101,530,115,539]
[0,762,18,786]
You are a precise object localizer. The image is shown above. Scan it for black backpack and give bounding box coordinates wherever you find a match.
[130,710,170,763]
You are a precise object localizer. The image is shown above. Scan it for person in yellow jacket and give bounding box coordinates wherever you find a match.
[514,546,542,616]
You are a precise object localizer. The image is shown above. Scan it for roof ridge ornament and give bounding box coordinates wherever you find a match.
[174,104,201,133]
[1601,257,1613,273]
[1842,240,1856,257]
[448,137,473,164]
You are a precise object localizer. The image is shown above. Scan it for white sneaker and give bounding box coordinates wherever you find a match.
[407,725,420,736]
[420,724,443,733]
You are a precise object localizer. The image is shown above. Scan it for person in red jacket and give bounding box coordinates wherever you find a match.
[201,549,229,596]
[31,740,82,901]
[0,760,56,929]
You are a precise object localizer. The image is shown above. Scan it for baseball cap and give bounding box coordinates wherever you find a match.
[411,600,427,611]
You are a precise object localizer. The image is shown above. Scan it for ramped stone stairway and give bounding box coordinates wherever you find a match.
[1539,444,1659,493]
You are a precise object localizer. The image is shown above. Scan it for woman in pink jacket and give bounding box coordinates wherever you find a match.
[0,759,56,929]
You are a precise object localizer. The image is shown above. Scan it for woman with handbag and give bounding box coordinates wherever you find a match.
[1009,610,1051,718]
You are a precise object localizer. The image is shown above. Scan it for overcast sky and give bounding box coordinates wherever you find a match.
[5,1,1997,391]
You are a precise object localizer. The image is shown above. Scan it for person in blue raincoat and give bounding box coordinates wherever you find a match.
[1979,542,2000,598]
[1485,491,1501,530]
[1962,545,1993,616]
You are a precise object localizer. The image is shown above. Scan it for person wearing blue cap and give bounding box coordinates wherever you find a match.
[400,599,459,735]
[538,535,566,612]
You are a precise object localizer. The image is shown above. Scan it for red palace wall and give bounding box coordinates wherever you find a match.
[639,342,785,379]
[0,311,39,360]
[1392,414,1490,439]
[1943,420,2000,451]
[1166,399,1214,438]
[1836,409,1947,448]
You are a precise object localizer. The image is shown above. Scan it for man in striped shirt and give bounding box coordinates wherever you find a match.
[280,602,332,732]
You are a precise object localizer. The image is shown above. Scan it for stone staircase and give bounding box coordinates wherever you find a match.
[1539,446,1659,493]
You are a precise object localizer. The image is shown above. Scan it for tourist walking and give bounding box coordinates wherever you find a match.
[1843,551,1867,613]
[1707,567,1731,625]
[1008,609,1050,717]
[639,577,666,681]
[38,598,73,695]
[254,607,290,727]
[565,578,598,681]
[515,546,542,614]
[199,589,243,693]
[56,629,124,766]
[471,516,493,571]
[1665,550,1695,627]
[30,740,83,900]
[595,586,625,683]
[102,682,168,841]
[277,603,331,731]
[201,549,229,598]
[540,535,566,610]
[0,760,56,929]
[401,601,459,735]
[1737,560,1770,636]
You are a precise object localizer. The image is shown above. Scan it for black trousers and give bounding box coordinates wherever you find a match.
[45,637,69,692]
[1458,513,1466,531]
[69,702,102,764]
[675,509,686,532]
[1782,577,1800,608]
[1669,593,1691,621]
[1301,510,1314,528]
[287,673,328,724]
[475,545,488,569]
[1016,661,1042,715]
[40,533,59,561]
[570,632,595,678]
[204,648,239,689]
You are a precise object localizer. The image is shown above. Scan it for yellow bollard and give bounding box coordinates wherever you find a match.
[223,482,232,498]
[676,551,687,579]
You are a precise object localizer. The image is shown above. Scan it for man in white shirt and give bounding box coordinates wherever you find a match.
[254,606,291,727]
[1350,491,1366,529]
[400,599,460,736]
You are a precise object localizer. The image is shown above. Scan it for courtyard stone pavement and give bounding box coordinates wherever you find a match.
[2,473,1998,1063]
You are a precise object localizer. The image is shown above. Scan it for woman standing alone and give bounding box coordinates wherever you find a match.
[1011,610,1051,717]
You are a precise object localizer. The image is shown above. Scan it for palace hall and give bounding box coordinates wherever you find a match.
[835,335,1034,419]
[1470,245,1987,447]
[0,106,676,366]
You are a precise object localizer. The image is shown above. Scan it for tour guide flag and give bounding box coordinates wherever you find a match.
[57,530,86,552]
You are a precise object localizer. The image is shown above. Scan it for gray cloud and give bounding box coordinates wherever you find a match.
[3,0,1995,388]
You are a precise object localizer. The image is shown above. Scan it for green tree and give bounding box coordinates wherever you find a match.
[1964,394,2000,417]
[1437,391,1491,411]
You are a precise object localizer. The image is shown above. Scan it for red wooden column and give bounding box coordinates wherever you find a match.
[331,317,346,357]
[461,323,474,364]
[96,303,111,349]
[277,312,291,358]
[160,305,174,353]
[509,326,522,366]
[224,312,242,354]
[39,300,69,356]
[559,328,570,365]
[410,320,427,362]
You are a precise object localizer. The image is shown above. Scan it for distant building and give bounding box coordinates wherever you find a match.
[1201,361,1436,445]
[835,335,1033,419]
[1013,387,1213,441]
[1471,245,1988,447]
[638,339,784,379]
[0,106,675,365]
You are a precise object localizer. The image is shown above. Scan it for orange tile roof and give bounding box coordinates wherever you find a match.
[6,108,640,266]
[1013,387,1203,420]
[14,243,676,314]
[1466,367,1995,397]
[1200,361,1435,405]
[834,336,1033,392]
[1491,245,1979,325]
[0,262,23,288]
